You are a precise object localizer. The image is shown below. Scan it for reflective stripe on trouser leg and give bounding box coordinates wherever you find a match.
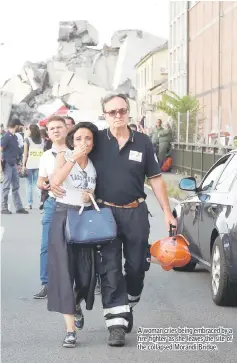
[104,305,130,329]
[96,238,130,330]
[128,294,141,308]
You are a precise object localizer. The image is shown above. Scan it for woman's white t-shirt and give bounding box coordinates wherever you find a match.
[56,150,97,206]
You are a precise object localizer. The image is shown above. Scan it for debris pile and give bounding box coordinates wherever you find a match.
[1,21,165,125]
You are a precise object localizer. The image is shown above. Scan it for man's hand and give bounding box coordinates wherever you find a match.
[50,181,65,198]
[149,176,178,233]
[164,211,177,234]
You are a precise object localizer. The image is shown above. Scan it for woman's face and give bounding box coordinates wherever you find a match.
[73,128,94,153]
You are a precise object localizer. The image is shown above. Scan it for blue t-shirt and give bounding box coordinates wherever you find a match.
[1,131,21,166]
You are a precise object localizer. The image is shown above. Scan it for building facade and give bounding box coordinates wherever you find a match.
[168,1,188,97]
[135,42,168,129]
[188,1,237,143]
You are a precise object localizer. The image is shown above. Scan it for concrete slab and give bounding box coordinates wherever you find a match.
[58,20,98,46]
[2,76,34,104]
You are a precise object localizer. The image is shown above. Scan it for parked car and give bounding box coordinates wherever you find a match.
[173,150,237,306]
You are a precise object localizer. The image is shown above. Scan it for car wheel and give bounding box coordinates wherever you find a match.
[173,260,197,272]
[211,237,237,306]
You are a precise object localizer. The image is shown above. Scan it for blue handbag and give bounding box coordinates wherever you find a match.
[65,194,117,245]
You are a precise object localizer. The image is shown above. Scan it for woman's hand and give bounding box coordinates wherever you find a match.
[72,144,88,160]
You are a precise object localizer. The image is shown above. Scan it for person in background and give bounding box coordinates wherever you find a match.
[64,116,76,131]
[157,122,173,166]
[1,124,6,138]
[0,119,28,214]
[40,128,52,151]
[15,125,24,165]
[149,119,163,155]
[33,116,68,299]
[232,136,237,148]
[129,124,137,131]
[22,124,44,209]
[39,129,52,210]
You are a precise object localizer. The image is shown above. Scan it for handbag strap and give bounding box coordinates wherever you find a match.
[89,193,100,212]
[78,193,100,215]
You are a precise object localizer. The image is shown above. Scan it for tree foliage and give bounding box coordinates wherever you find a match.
[156,91,201,142]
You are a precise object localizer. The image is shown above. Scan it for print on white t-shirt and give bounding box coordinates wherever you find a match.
[57,150,97,206]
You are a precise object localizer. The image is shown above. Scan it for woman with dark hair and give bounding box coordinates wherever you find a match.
[48,122,98,348]
[40,128,52,151]
[23,124,44,209]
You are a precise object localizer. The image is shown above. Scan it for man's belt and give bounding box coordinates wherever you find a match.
[96,198,144,209]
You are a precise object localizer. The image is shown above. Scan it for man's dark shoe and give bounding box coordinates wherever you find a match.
[1,209,12,214]
[126,308,133,333]
[33,285,47,299]
[108,327,125,347]
[16,208,29,214]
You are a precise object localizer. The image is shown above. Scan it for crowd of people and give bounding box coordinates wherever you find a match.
[1,93,177,348]
[128,119,173,171]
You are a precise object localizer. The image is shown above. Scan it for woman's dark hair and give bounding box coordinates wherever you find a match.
[29,124,42,144]
[66,122,99,151]
[40,128,48,139]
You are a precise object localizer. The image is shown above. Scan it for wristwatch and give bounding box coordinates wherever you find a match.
[67,156,76,164]
[65,151,76,164]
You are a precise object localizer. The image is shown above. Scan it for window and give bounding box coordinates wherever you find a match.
[215,155,237,192]
[137,73,140,89]
[200,156,230,193]
[144,68,147,87]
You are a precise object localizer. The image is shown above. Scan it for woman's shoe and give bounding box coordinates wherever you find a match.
[75,305,84,330]
[62,331,77,348]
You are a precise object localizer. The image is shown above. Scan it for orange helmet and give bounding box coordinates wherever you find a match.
[150,234,191,271]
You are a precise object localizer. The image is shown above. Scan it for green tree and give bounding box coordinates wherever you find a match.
[156,91,201,142]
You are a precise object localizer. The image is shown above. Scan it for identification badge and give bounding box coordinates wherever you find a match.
[129,150,142,162]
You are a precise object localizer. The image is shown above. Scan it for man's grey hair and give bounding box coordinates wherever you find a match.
[101,92,130,112]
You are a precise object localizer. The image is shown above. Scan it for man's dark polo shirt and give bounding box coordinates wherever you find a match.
[90,128,161,205]
[1,131,20,166]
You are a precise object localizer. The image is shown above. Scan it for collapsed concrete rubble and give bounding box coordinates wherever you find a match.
[0,91,13,127]
[1,21,165,125]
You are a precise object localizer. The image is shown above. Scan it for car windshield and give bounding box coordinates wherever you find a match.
[201,157,229,192]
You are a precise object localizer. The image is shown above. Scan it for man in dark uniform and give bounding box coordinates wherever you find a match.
[51,93,177,347]
[91,92,177,312]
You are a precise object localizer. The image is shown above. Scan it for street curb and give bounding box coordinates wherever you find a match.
[144,184,180,204]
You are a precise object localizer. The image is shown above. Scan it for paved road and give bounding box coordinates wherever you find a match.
[1,182,236,363]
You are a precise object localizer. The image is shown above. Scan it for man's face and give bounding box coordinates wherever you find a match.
[103,97,129,129]
[47,121,68,143]
[156,119,162,128]
[65,118,74,131]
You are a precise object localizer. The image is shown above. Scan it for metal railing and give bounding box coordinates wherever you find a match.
[171,142,235,178]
